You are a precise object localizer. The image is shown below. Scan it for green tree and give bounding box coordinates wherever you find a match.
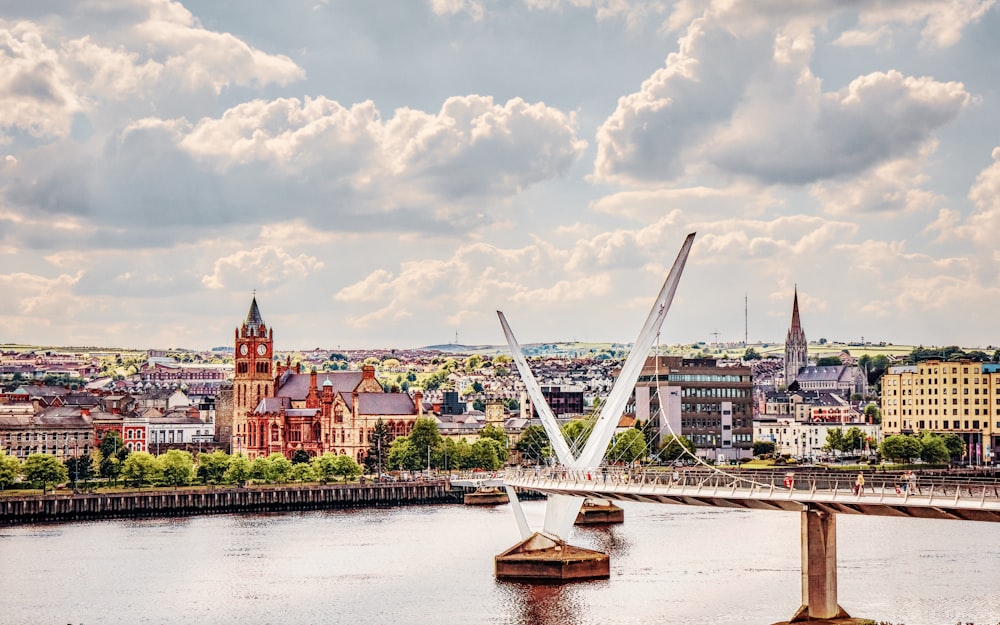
[290,462,315,482]
[387,435,418,471]
[268,453,293,483]
[224,454,252,485]
[408,418,443,468]
[160,450,194,486]
[940,433,965,462]
[816,356,842,366]
[658,435,696,462]
[312,452,341,484]
[752,440,776,457]
[23,454,69,492]
[469,438,504,470]
[515,425,552,464]
[331,454,362,483]
[824,429,846,454]
[196,450,231,484]
[436,437,470,471]
[608,429,647,464]
[479,423,508,463]
[250,457,274,483]
[843,427,864,453]
[918,433,950,464]
[291,449,311,465]
[561,419,593,452]
[121,452,162,487]
[864,404,882,424]
[880,435,922,463]
[64,454,94,488]
[98,431,129,485]
[742,347,762,361]
[364,419,392,475]
[0,450,21,489]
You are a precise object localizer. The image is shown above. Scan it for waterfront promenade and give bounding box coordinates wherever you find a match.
[0,480,456,524]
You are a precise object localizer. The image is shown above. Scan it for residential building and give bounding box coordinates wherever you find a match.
[881,359,998,463]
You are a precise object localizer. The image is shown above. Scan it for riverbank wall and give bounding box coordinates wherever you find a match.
[0,481,460,525]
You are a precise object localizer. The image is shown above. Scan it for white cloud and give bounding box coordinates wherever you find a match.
[952,146,1000,244]
[202,246,324,290]
[840,0,996,49]
[594,6,971,188]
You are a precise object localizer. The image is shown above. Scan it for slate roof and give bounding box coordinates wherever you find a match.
[245,297,265,334]
[276,371,364,400]
[796,365,854,383]
[357,393,415,416]
[255,397,291,414]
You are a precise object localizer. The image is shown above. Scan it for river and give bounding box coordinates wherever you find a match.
[1,499,997,625]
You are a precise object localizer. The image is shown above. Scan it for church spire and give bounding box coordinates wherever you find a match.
[245,294,265,335]
[790,286,802,332]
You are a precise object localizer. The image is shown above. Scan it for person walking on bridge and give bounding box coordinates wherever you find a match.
[854,471,865,495]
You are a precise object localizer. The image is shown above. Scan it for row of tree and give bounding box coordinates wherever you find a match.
[0,444,365,492]
[511,420,696,466]
[375,418,509,472]
[879,432,965,464]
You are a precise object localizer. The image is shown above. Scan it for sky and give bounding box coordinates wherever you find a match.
[2,0,1000,351]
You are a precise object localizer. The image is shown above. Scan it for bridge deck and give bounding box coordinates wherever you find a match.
[501,469,1000,523]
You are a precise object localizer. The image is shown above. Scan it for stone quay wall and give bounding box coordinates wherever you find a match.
[0,481,458,525]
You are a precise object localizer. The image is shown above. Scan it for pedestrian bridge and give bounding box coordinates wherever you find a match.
[501,467,1000,523]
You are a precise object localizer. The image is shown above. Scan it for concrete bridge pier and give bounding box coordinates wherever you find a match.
[789,509,850,623]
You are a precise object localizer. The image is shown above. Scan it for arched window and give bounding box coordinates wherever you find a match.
[271,424,279,442]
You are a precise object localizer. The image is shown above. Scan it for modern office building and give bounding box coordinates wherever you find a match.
[628,356,753,461]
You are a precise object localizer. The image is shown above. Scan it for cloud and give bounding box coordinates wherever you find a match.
[202,245,324,290]
[809,140,945,215]
[0,94,586,246]
[950,146,1000,244]
[836,0,996,49]
[594,6,971,188]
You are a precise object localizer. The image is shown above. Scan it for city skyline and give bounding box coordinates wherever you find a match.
[3,2,1000,351]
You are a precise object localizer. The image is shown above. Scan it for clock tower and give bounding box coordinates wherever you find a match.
[233,295,274,454]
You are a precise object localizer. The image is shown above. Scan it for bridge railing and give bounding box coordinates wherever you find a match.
[503,467,1000,501]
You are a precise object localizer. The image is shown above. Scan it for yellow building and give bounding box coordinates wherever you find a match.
[880,359,998,463]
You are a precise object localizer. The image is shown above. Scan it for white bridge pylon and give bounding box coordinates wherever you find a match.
[498,232,696,543]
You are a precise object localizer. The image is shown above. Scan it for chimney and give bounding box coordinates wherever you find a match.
[414,390,423,417]
[362,364,375,380]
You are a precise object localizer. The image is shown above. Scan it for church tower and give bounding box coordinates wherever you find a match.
[233,296,274,454]
[784,287,808,387]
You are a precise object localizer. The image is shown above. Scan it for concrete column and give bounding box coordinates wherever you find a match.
[792,509,848,622]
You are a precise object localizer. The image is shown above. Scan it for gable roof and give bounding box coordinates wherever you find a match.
[276,371,364,400]
[357,393,415,416]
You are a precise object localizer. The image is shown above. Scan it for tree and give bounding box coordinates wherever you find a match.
[940,434,965,462]
[824,429,846,454]
[408,418,443,468]
[561,419,593,452]
[0,450,21,489]
[752,440,776,457]
[224,454,252,485]
[250,457,274,483]
[364,419,392,475]
[387,436,418,471]
[160,450,194,486]
[64,454,94,488]
[816,356,842,366]
[880,435,922,463]
[918,433,950,464]
[23,454,69,492]
[469,438,504,470]
[312,452,340,484]
[436,437,470,471]
[479,423,507,463]
[515,425,552,464]
[864,404,882,424]
[843,427,864,453]
[658,435,696,462]
[267,453,293,483]
[291,449,311,465]
[330,455,362,483]
[121,452,162,487]
[98,431,129,485]
[197,450,231,484]
[290,462,315,482]
[742,347,762,361]
[608,429,647,464]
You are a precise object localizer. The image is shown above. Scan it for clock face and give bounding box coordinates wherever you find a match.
[239,344,248,355]
[257,343,267,356]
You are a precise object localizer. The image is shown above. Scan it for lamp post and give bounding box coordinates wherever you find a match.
[376,436,382,482]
